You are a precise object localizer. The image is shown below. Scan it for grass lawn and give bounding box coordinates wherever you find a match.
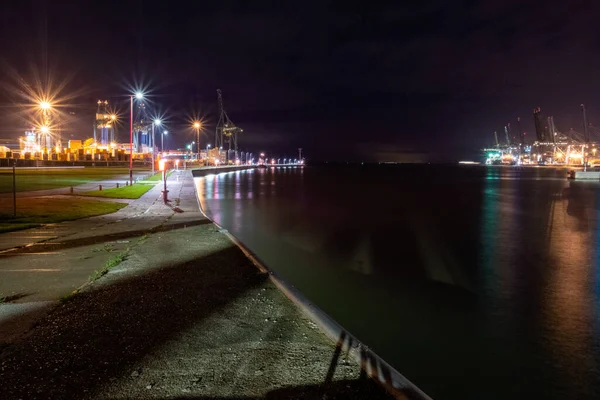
[0,167,150,194]
[137,170,173,183]
[0,197,126,233]
[80,183,154,199]
[143,171,164,181]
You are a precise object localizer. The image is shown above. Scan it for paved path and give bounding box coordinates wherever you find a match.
[0,168,398,399]
[0,169,208,344]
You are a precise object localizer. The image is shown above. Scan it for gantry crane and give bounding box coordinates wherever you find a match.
[215,89,243,157]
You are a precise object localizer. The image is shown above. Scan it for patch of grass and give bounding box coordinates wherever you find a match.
[137,234,149,244]
[138,170,173,183]
[0,167,150,194]
[92,243,114,253]
[59,290,79,304]
[0,198,126,233]
[143,171,165,181]
[0,295,5,304]
[89,250,128,282]
[80,183,154,199]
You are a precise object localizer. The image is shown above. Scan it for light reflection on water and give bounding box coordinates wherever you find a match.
[195,165,600,399]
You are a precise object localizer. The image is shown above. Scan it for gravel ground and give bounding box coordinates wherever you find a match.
[0,222,394,399]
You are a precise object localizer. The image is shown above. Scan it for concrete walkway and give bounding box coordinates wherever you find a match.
[0,170,204,341]
[0,169,398,400]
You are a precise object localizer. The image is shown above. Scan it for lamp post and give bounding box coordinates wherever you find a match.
[151,119,161,175]
[193,122,201,163]
[130,92,143,185]
[39,102,51,148]
[162,131,168,153]
[206,144,211,165]
[109,114,117,143]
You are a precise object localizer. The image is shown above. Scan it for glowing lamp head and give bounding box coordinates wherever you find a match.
[40,126,50,134]
[154,119,161,126]
[39,101,51,110]
[135,92,144,100]
[110,114,117,120]
[159,160,166,171]
[163,130,168,135]
[193,122,201,129]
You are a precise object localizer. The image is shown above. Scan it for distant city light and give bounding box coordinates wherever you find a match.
[110,114,117,120]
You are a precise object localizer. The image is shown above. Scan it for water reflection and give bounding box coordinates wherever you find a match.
[194,166,600,399]
[543,181,597,395]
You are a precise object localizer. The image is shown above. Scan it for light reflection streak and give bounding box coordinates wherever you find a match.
[543,181,595,382]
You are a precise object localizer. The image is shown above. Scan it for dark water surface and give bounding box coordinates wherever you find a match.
[195,165,600,399]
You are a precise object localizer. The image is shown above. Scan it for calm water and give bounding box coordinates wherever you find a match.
[195,165,600,399]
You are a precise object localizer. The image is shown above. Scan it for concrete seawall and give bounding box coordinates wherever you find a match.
[191,167,431,399]
[568,170,600,180]
[191,166,255,177]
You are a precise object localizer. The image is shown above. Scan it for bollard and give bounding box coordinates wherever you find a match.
[99,184,102,191]
[70,187,73,194]
[125,181,128,187]
[116,182,119,188]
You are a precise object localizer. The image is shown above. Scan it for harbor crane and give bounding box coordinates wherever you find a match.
[215,89,243,154]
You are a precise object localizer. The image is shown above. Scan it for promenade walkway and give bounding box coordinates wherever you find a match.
[0,169,397,399]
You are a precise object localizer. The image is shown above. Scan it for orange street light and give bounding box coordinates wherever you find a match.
[193,121,202,161]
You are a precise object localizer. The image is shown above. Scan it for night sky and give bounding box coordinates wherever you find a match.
[1,0,599,162]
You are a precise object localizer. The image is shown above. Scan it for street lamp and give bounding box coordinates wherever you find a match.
[206,143,211,165]
[130,92,144,185]
[162,131,168,153]
[193,122,201,162]
[151,119,161,174]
